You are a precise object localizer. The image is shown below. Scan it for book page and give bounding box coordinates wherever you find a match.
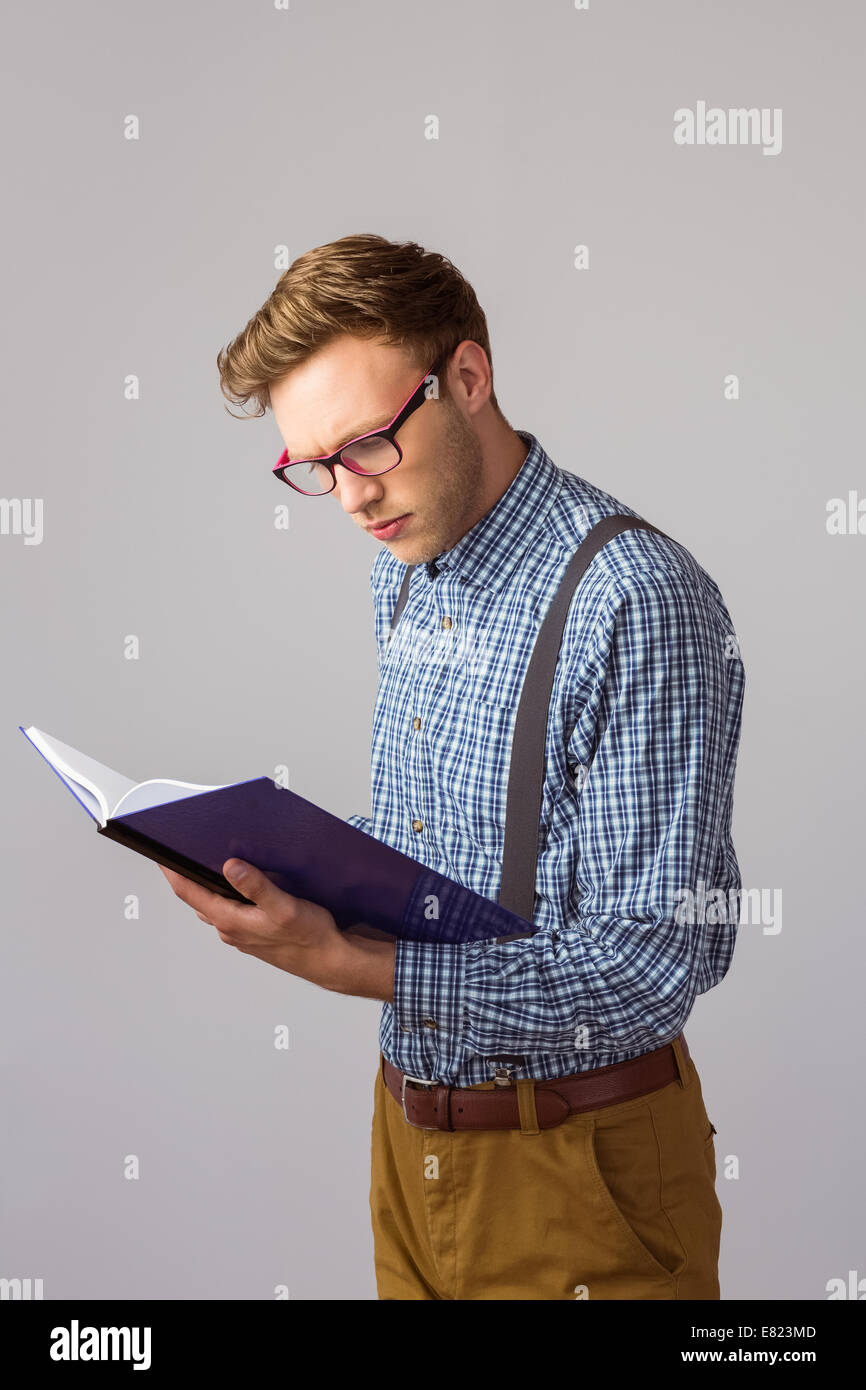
[20,726,225,825]
[112,778,225,818]
[21,725,137,825]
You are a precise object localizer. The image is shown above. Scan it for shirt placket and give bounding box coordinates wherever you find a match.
[405,573,457,853]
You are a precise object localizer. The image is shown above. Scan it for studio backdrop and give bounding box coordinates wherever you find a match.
[1,0,863,1300]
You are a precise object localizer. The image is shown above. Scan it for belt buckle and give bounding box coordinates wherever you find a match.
[401,1072,440,1129]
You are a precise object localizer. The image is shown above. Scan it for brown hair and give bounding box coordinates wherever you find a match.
[216,232,501,420]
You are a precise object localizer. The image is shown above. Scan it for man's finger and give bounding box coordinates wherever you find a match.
[222,860,297,919]
[162,863,232,919]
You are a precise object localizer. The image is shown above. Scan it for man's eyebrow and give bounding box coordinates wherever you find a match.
[293,411,392,460]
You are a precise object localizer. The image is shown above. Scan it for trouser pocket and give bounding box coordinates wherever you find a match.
[585,1102,689,1283]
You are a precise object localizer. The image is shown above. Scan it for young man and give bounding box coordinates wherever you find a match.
[165,233,745,1300]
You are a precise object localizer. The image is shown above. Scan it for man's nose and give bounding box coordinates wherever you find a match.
[333,467,385,514]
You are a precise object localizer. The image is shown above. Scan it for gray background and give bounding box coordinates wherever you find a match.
[2,0,863,1300]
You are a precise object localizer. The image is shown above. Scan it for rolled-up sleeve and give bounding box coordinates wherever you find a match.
[391,563,744,1060]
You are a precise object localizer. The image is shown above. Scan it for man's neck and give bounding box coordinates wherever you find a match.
[465,424,530,537]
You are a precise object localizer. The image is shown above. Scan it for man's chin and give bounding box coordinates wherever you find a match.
[385,539,418,561]
[387,540,440,566]
[382,525,439,565]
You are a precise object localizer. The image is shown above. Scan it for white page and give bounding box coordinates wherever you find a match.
[22,726,136,824]
[21,726,224,825]
[112,778,225,818]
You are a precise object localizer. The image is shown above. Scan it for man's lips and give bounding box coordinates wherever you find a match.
[365,513,411,534]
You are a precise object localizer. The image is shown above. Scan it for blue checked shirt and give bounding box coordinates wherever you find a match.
[348,431,745,1085]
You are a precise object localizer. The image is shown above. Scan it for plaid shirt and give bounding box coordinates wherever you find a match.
[348,430,745,1085]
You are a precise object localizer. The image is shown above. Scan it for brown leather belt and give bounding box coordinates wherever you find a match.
[383,1033,690,1131]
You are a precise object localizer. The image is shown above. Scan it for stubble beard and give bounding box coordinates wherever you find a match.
[397,403,486,566]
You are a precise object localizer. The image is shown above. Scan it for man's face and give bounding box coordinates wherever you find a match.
[269,335,485,564]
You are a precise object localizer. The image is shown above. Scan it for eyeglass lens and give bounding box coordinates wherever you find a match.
[285,436,400,494]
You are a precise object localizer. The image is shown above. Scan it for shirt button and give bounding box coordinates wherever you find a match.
[400,1025,412,1034]
[441,616,453,629]
[423,1017,438,1030]
[411,818,423,832]
[412,716,421,730]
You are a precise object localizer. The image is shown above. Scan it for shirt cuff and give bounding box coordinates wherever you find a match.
[391,937,466,1046]
[346,813,373,836]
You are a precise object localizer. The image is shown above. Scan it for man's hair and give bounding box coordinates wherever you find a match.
[216,232,501,420]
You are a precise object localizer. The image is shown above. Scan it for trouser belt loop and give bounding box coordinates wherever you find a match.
[516,1078,540,1135]
[672,1033,691,1089]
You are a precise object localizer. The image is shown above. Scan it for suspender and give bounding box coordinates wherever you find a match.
[387,565,414,639]
[387,514,670,941]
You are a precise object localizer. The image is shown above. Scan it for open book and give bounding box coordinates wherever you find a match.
[19,725,537,945]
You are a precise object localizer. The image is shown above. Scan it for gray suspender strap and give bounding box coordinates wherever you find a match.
[387,564,415,645]
[387,513,669,940]
[494,514,667,938]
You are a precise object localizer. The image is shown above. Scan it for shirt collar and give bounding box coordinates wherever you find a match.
[423,431,562,594]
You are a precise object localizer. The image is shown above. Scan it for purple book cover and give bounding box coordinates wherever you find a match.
[110,779,536,944]
[20,726,537,945]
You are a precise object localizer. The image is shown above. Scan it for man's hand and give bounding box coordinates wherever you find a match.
[158,859,395,1002]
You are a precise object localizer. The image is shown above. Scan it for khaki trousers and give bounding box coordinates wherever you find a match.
[369,1039,722,1300]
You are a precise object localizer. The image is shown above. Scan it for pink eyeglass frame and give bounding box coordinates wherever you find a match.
[273,362,439,495]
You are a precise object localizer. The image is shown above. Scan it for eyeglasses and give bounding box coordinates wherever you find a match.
[273,363,439,495]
